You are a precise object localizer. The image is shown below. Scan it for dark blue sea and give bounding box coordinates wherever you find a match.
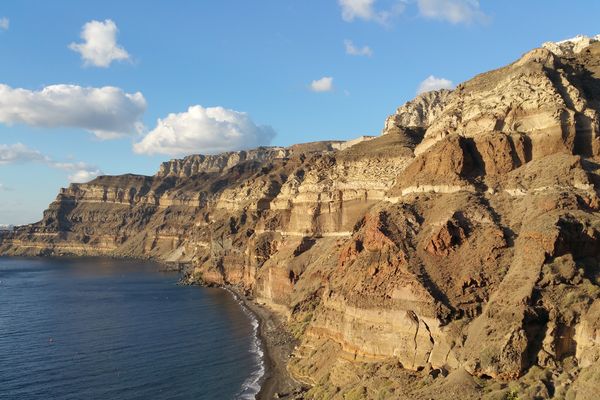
[0,257,263,400]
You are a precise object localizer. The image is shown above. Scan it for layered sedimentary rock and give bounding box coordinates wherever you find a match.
[399,45,600,163]
[3,38,600,399]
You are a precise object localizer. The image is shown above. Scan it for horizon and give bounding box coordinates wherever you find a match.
[1,1,600,224]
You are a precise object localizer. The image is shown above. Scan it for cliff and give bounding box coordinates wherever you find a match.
[3,38,600,399]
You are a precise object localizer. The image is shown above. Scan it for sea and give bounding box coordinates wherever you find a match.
[0,257,264,400]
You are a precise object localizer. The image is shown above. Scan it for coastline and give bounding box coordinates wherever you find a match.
[225,285,305,400]
[1,255,304,399]
[1,257,269,400]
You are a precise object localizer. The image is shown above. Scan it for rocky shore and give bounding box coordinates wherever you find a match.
[182,276,305,399]
[230,288,306,400]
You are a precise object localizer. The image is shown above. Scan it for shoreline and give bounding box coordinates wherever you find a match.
[224,285,305,400]
[1,256,304,399]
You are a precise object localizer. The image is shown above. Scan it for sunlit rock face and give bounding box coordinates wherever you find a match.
[542,34,600,57]
[3,39,600,399]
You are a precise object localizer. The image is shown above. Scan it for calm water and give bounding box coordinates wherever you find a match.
[0,257,262,400]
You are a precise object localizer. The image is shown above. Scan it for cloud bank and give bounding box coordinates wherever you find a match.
[69,19,130,67]
[417,75,454,94]
[134,105,276,156]
[0,84,146,139]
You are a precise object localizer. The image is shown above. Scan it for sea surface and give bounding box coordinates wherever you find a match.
[0,257,263,400]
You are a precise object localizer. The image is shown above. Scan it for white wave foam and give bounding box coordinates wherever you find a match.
[225,288,266,400]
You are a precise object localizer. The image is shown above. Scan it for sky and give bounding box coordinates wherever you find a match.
[0,0,599,225]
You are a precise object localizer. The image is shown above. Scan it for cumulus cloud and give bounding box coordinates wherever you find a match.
[338,0,405,25]
[0,17,9,31]
[0,84,146,139]
[69,19,130,67]
[310,77,334,92]
[0,143,102,183]
[67,169,102,183]
[417,75,454,94]
[133,105,276,156]
[344,40,373,57]
[52,161,103,183]
[417,0,487,24]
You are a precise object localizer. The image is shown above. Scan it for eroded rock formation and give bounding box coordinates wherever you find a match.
[3,38,600,399]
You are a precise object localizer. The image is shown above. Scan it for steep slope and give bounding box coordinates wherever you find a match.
[3,38,600,399]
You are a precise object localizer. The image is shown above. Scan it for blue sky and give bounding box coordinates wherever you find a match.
[0,0,599,224]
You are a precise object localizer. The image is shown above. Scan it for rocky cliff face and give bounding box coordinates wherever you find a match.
[542,34,600,57]
[3,38,600,399]
[382,89,452,135]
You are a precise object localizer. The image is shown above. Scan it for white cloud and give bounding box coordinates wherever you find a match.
[0,17,9,31]
[52,161,103,183]
[339,0,486,26]
[417,0,487,24]
[0,143,102,183]
[0,84,146,139]
[417,75,454,94]
[133,105,276,156]
[310,77,334,92]
[344,40,373,57]
[69,19,130,67]
[339,0,378,21]
[67,169,102,183]
[0,143,46,164]
[338,0,405,25]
